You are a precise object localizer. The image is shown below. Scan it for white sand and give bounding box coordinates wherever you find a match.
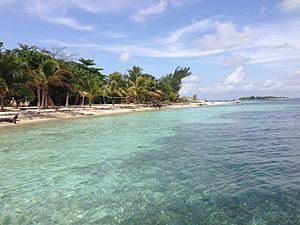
[0,101,237,128]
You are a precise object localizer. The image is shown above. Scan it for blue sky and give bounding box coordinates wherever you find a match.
[0,0,300,99]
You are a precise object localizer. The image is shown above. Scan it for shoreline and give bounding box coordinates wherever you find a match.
[0,102,235,128]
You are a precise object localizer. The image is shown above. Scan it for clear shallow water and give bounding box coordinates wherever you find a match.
[0,100,300,225]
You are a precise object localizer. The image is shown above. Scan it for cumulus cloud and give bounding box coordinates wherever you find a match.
[180,75,201,95]
[180,68,249,97]
[119,52,131,61]
[263,70,300,90]
[194,22,254,51]
[131,0,168,22]
[280,0,300,12]
[224,67,246,86]
[190,70,300,98]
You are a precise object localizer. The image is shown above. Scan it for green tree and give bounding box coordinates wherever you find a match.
[158,67,191,101]
[75,75,103,107]
[127,76,148,103]
[105,78,126,106]
[127,65,143,83]
[169,91,179,103]
[182,96,190,103]
[0,51,33,111]
[27,67,44,109]
[65,59,105,105]
[14,44,51,70]
[38,59,71,108]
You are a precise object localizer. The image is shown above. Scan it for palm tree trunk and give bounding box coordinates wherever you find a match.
[65,92,69,107]
[112,96,115,107]
[0,93,4,112]
[37,86,41,110]
[89,99,92,107]
[41,88,45,109]
[74,93,79,106]
[81,96,85,106]
[103,96,106,104]
[45,89,48,108]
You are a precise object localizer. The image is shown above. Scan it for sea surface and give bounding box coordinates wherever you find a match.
[0,99,300,225]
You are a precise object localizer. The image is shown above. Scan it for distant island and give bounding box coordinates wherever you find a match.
[239,96,289,100]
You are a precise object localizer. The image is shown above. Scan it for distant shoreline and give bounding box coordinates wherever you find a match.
[239,96,289,100]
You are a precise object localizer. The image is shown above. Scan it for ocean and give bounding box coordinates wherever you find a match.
[1,99,300,224]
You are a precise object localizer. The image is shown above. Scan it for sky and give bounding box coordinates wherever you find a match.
[0,0,300,99]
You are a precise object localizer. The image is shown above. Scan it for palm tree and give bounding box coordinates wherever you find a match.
[143,77,164,105]
[127,76,147,103]
[27,67,44,109]
[0,52,32,111]
[169,91,178,103]
[127,76,164,105]
[38,59,71,108]
[75,75,102,107]
[105,79,126,106]
[100,85,108,104]
[148,90,164,105]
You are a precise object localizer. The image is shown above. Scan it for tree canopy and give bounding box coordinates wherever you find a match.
[0,41,193,110]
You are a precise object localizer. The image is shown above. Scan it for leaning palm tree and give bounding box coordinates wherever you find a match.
[149,90,164,105]
[38,59,71,108]
[0,52,33,111]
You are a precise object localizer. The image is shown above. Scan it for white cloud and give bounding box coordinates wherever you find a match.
[280,0,300,12]
[224,67,246,86]
[180,75,201,95]
[182,75,200,83]
[263,70,300,90]
[68,0,139,13]
[3,0,300,66]
[119,52,131,61]
[263,79,282,89]
[194,22,254,51]
[7,0,158,31]
[49,17,95,31]
[180,68,249,96]
[222,54,249,66]
[164,18,215,44]
[131,0,168,22]
[42,16,300,67]
[189,70,300,98]
[23,0,95,31]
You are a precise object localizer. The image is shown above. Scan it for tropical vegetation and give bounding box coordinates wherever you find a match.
[0,41,193,111]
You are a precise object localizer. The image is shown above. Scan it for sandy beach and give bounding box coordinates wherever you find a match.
[0,101,236,128]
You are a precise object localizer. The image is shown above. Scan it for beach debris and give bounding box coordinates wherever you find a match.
[0,114,19,124]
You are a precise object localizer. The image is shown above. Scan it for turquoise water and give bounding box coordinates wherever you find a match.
[1,100,300,225]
